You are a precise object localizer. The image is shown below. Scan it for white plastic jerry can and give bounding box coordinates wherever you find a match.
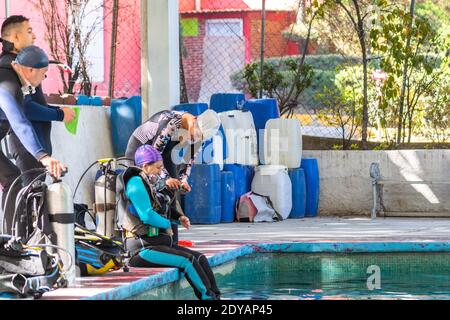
[251,165,292,220]
[264,118,302,168]
[220,110,258,166]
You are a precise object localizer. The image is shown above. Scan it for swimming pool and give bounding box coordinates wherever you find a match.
[83,242,450,300]
[130,252,450,300]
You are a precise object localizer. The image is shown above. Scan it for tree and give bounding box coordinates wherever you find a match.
[371,0,446,143]
[31,0,112,95]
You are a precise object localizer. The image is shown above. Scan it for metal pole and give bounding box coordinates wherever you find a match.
[108,0,119,98]
[259,0,266,99]
[5,0,10,17]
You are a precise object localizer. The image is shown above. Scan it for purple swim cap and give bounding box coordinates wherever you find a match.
[135,145,163,167]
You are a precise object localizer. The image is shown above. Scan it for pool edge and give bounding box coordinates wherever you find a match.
[82,241,450,300]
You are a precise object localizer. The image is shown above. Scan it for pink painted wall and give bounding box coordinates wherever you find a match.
[0,0,141,98]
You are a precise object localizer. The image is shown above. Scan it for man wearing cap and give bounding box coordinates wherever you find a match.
[0,15,75,185]
[125,109,221,242]
[0,45,66,233]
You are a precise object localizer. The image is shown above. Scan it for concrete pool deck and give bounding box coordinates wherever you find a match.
[41,217,450,300]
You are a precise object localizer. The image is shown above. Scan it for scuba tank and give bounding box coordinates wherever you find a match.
[94,159,120,238]
[46,171,76,287]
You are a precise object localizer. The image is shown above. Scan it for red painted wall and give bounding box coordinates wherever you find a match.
[0,0,141,98]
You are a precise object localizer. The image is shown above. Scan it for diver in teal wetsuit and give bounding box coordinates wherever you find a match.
[122,144,221,300]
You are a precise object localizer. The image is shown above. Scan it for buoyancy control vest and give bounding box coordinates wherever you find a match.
[116,167,174,237]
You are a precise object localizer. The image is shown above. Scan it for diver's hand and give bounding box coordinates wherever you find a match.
[179,216,190,230]
[166,178,181,190]
[180,181,191,193]
[165,228,174,237]
[39,156,66,178]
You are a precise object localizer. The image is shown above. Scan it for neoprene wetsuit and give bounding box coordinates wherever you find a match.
[125,173,221,300]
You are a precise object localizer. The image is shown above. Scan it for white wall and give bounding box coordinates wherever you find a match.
[51,106,115,207]
[303,150,450,217]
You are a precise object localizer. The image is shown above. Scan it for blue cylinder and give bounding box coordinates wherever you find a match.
[301,158,320,217]
[221,171,236,223]
[288,168,306,219]
[244,99,280,133]
[77,95,90,105]
[172,103,208,116]
[184,164,222,224]
[111,96,142,157]
[210,93,245,113]
[223,164,255,201]
[90,96,103,106]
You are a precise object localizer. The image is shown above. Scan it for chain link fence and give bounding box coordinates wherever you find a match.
[179,0,345,140]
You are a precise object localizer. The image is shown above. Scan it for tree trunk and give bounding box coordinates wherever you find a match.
[397,0,416,144]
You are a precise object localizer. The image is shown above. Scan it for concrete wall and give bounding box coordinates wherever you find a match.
[303,150,450,217]
[51,106,115,208]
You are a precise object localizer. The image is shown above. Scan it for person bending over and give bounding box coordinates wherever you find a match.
[125,109,221,243]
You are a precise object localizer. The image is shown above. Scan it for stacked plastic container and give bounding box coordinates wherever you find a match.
[210,93,245,113]
[251,165,292,219]
[110,96,142,157]
[251,118,308,219]
[220,110,259,166]
[77,95,103,106]
[184,164,222,224]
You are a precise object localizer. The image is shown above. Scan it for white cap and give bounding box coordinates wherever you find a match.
[197,109,221,141]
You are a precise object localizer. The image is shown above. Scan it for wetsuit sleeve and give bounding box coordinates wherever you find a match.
[153,118,180,154]
[0,87,47,159]
[23,95,64,122]
[178,142,202,182]
[126,176,171,229]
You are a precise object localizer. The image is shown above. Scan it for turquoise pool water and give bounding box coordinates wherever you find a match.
[130,252,450,300]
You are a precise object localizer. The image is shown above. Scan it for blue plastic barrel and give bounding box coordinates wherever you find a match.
[221,171,236,223]
[210,93,245,113]
[77,95,90,105]
[288,168,306,218]
[244,99,280,164]
[111,96,142,157]
[301,158,320,217]
[184,164,222,224]
[223,164,255,201]
[90,96,103,106]
[244,99,280,134]
[172,103,208,116]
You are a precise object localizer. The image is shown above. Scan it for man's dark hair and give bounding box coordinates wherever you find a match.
[1,15,29,37]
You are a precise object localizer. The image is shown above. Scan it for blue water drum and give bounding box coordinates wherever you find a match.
[288,168,306,218]
[221,171,236,223]
[301,158,320,217]
[244,99,280,164]
[90,96,103,106]
[223,164,255,200]
[184,164,222,224]
[244,99,280,134]
[77,95,90,105]
[172,103,208,116]
[210,93,245,113]
[111,96,142,157]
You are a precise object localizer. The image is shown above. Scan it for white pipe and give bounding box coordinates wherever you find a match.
[5,0,10,17]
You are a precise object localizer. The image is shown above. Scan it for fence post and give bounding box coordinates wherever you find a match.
[108,0,119,98]
[259,0,266,99]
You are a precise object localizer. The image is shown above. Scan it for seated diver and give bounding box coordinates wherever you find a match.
[122,144,221,300]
